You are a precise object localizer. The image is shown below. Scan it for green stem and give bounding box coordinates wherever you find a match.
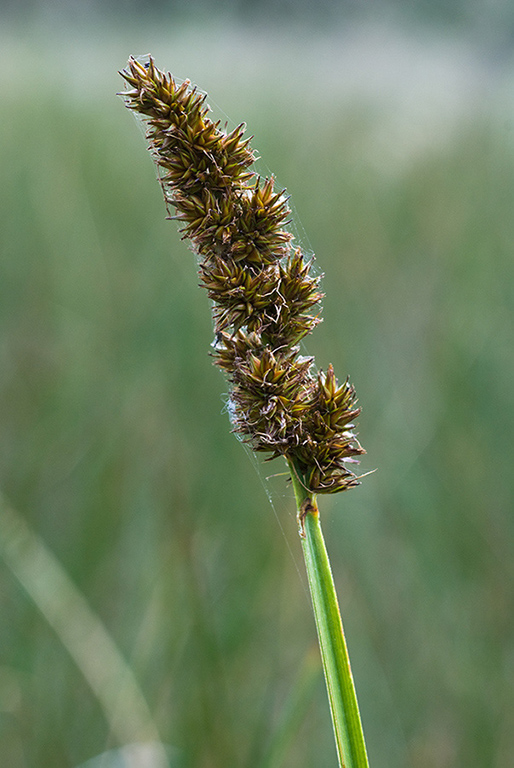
[287,459,370,768]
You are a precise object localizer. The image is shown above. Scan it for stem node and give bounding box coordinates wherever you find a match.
[298,497,318,538]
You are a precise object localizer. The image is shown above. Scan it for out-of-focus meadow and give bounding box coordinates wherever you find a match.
[1,6,514,768]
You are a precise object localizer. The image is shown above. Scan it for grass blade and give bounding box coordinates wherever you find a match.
[0,493,168,762]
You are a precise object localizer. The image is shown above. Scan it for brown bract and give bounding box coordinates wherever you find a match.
[120,56,365,494]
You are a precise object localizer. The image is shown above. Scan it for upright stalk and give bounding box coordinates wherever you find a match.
[288,460,370,768]
[119,57,371,765]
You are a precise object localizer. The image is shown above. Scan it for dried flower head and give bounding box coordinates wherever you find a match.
[119,56,365,494]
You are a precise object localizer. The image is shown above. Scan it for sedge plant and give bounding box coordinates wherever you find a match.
[119,56,370,767]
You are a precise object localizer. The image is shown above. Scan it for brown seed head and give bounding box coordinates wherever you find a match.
[120,56,365,494]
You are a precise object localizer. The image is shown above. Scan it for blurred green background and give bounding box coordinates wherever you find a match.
[1,2,514,766]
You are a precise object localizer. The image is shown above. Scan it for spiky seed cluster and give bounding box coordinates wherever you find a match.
[120,56,365,493]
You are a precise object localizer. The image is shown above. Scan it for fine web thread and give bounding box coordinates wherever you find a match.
[218,386,309,597]
[239,439,310,601]
[123,62,325,586]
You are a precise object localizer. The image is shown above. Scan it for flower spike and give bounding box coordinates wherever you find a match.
[119,56,365,494]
